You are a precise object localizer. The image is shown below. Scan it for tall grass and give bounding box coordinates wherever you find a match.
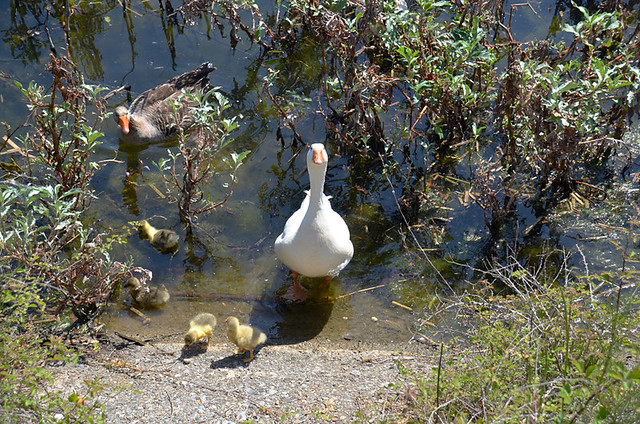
[378,252,640,423]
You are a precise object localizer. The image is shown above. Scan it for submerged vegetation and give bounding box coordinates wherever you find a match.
[1,0,640,421]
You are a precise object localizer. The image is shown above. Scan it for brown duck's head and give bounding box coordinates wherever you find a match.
[114,106,130,134]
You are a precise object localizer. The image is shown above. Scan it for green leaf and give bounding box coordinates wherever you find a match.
[628,366,640,380]
[596,405,610,419]
[585,364,600,378]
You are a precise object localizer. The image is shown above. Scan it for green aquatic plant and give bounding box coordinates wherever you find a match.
[0,181,126,327]
[1,54,130,422]
[14,55,108,201]
[2,54,130,327]
[481,4,636,240]
[155,87,249,230]
[257,0,639,257]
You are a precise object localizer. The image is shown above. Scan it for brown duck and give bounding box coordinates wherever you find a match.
[114,62,216,143]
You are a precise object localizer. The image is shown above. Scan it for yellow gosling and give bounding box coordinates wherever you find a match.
[184,313,217,348]
[225,316,267,362]
[139,220,179,253]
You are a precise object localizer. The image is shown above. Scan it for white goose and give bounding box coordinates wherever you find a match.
[274,143,354,301]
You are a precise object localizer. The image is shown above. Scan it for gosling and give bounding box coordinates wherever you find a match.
[225,316,267,362]
[139,220,179,253]
[184,313,217,348]
[124,277,170,308]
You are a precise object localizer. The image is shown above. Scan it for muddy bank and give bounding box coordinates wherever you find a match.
[50,332,436,423]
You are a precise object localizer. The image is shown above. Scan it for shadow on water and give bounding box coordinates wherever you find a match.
[250,279,336,345]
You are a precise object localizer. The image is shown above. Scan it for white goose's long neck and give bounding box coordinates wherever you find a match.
[308,161,327,208]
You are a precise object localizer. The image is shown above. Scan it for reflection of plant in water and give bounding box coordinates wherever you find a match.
[60,1,112,80]
[155,87,249,231]
[3,0,47,64]
[178,0,274,50]
[3,1,115,78]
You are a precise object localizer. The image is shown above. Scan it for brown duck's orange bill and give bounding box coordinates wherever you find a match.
[118,115,130,134]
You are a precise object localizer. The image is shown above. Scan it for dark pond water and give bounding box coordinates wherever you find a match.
[1,0,636,346]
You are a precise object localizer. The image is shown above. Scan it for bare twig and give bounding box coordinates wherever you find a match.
[333,284,386,300]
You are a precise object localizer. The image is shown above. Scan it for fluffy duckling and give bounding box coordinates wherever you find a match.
[139,220,179,253]
[225,316,267,362]
[184,313,217,348]
[124,277,170,308]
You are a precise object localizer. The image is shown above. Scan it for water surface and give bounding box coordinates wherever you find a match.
[1,0,635,346]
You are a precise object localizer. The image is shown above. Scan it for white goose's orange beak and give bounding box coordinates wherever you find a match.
[312,145,326,164]
[118,115,130,134]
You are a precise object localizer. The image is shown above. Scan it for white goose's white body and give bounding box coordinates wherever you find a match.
[274,144,353,282]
